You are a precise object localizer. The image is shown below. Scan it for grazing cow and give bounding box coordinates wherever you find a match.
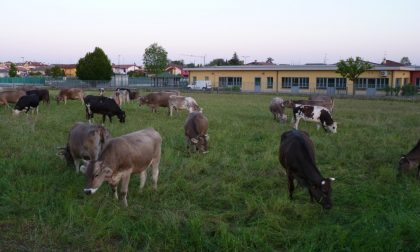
[269,97,287,122]
[139,91,179,113]
[83,128,162,207]
[309,95,335,112]
[84,95,126,123]
[56,88,85,104]
[284,97,334,113]
[115,88,130,105]
[168,95,200,116]
[12,94,40,115]
[0,90,26,107]
[99,88,105,96]
[26,89,50,104]
[184,112,209,153]
[279,130,335,209]
[129,91,138,100]
[398,139,420,178]
[292,105,337,133]
[56,122,111,173]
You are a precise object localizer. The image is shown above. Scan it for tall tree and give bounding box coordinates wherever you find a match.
[266,57,274,64]
[76,47,113,81]
[8,63,17,77]
[336,57,372,96]
[208,58,227,66]
[228,52,242,65]
[400,57,412,66]
[143,43,168,75]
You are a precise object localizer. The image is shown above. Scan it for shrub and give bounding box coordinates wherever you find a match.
[401,84,417,96]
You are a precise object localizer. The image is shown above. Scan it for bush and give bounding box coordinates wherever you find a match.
[384,86,392,96]
[401,84,417,96]
[393,86,401,96]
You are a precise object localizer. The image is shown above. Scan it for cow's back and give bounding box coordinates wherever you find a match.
[0,90,26,103]
[279,130,316,173]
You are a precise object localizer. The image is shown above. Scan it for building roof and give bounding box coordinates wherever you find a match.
[54,64,77,69]
[381,59,405,67]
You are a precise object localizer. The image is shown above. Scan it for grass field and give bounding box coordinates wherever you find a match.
[1,91,420,251]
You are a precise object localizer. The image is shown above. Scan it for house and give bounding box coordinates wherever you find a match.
[54,64,77,77]
[165,65,189,77]
[0,68,8,78]
[112,64,141,75]
[186,59,414,95]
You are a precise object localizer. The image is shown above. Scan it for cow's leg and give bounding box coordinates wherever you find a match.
[120,173,131,207]
[287,174,295,200]
[316,124,321,130]
[36,106,38,115]
[111,184,118,200]
[309,190,314,203]
[108,115,112,123]
[64,97,67,105]
[74,159,80,173]
[102,114,106,124]
[293,117,300,130]
[140,170,147,192]
[151,158,160,190]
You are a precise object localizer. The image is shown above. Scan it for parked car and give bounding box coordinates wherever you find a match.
[187,80,212,90]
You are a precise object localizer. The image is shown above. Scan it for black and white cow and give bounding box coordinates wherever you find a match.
[13,94,40,115]
[84,95,126,123]
[292,105,337,133]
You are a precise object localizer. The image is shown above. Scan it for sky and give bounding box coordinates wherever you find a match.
[1,0,419,65]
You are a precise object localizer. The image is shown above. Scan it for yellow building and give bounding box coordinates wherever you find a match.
[56,64,77,77]
[186,64,413,95]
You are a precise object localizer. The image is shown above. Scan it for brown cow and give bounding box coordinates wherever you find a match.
[139,91,179,113]
[56,88,85,104]
[279,130,335,209]
[57,122,111,173]
[184,112,209,153]
[398,139,420,178]
[168,95,201,117]
[0,90,26,107]
[269,97,287,122]
[83,128,162,207]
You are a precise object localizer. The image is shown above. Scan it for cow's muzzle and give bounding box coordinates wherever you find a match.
[84,188,98,195]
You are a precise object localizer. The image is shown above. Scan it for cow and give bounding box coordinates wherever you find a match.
[99,88,105,96]
[398,139,420,178]
[168,95,201,117]
[283,97,334,113]
[0,90,26,107]
[279,130,335,209]
[83,128,162,207]
[26,89,50,104]
[139,91,179,113]
[184,112,209,153]
[269,97,287,122]
[292,105,337,133]
[309,95,335,112]
[56,88,85,104]
[56,122,111,173]
[84,95,126,123]
[115,88,130,105]
[12,94,40,115]
[129,91,139,100]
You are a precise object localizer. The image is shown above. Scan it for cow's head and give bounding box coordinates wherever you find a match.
[282,100,294,108]
[309,178,335,210]
[139,96,148,106]
[398,155,417,175]
[56,146,74,166]
[117,111,126,123]
[190,134,209,153]
[97,125,111,143]
[323,121,337,133]
[56,95,63,104]
[12,109,23,116]
[83,160,113,195]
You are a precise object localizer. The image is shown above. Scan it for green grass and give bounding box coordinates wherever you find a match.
[1,91,420,251]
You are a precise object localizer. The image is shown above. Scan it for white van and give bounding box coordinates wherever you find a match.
[187,80,212,90]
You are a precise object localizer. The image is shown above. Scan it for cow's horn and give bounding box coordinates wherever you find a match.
[330,177,336,181]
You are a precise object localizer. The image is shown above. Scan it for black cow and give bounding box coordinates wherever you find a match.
[84,95,126,123]
[26,89,50,104]
[279,130,335,209]
[13,94,40,115]
[398,139,420,178]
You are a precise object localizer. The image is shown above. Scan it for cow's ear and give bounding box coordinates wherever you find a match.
[104,167,113,176]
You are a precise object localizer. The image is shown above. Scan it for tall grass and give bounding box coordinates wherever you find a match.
[1,92,420,251]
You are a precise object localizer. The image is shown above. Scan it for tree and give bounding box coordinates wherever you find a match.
[185,63,196,68]
[143,43,168,75]
[76,47,113,81]
[266,57,274,64]
[9,63,17,77]
[169,60,184,67]
[208,58,227,66]
[46,66,65,78]
[400,57,411,66]
[336,57,372,95]
[228,52,243,65]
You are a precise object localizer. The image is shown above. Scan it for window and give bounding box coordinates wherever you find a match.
[404,78,409,85]
[395,78,401,87]
[205,76,209,81]
[192,76,197,84]
[219,77,242,87]
[316,78,347,90]
[282,77,309,89]
[355,78,389,90]
[416,78,420,88]
[267,77,273,89]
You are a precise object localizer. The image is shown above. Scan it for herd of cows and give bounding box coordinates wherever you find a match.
[1,86,419,209]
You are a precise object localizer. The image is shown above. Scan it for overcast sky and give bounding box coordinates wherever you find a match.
[1,0,419,65]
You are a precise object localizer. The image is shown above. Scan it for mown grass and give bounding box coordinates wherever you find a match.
[1,91,420,251]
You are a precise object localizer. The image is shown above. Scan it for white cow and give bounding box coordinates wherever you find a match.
[168,95,201,117]
[292,104,337,133]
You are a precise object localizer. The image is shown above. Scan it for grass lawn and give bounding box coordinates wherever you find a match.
[1,91,420,251]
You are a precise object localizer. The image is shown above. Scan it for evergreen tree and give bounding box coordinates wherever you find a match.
[76,47,113,80]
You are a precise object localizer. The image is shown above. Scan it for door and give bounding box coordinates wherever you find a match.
[254,77,261,92]
[326,78,336,95]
